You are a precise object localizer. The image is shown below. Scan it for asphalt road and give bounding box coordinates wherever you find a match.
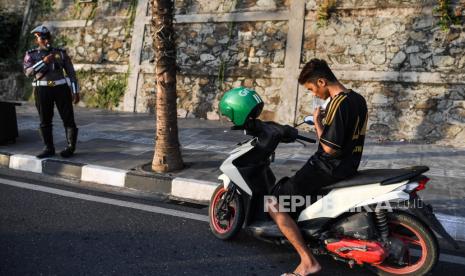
[1,171,464,276]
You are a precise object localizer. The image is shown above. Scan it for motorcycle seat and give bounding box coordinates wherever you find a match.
[320,166,429,192]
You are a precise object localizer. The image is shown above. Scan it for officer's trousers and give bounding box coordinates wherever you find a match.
[34,84,76,129]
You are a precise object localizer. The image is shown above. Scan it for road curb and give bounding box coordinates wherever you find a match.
[171,177,217,204]
[43,159,84,179]
[81,164,127,187]
[125,171,172,194]
[0,152,464,243]
[0,152,11,167]
[9,154,42,173]
[0,152,218,202]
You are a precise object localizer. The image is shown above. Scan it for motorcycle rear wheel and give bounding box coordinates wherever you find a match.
[209,185,244,240]
[372,211,439,276]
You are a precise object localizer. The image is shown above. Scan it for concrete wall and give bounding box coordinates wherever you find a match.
[2,0,465,145]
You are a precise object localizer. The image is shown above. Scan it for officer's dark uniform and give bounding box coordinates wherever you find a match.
[23,25,79,158]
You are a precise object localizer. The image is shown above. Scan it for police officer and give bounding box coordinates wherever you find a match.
[23,25,79,158]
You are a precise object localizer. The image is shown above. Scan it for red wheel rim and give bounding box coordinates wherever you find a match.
[210,187,236,234]
[374,220,428,274]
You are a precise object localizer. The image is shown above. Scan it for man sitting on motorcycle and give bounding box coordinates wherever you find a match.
[268,58,368,276]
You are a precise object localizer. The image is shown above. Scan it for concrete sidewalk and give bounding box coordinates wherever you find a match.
[1,103,465,241]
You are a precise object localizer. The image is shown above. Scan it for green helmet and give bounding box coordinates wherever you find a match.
[219,87,264,126]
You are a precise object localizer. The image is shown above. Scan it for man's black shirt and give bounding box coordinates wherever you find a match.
[312,90,368,179]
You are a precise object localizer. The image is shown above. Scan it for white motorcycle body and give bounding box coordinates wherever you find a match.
[218,139,417,223]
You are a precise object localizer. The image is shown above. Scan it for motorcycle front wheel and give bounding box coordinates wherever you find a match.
[209,185,244,240]
[372,211,439,276]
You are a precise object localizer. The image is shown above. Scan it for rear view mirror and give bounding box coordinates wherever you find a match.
[304,115,314,125]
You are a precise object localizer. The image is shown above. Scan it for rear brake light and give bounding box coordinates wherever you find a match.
[414,177,430,192]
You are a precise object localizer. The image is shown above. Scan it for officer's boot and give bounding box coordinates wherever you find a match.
[60,127,78,158]
[37,126,55,158]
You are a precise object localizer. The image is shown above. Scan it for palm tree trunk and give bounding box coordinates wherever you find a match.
[151,0,183,172]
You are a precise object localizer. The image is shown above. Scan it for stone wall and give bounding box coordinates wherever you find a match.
[142,21,288,70]
[0,0,28,14]
[48,0,135,20]
[303,0,465,72]
[141,0,465,145]
[54,20,132,64]
[297,0,465,144]
[3,0,465,145]
[174,0,290,13]
[0,0,28,100]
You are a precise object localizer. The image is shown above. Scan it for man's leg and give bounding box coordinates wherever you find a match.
[54,86,78,157]
[34,87,55,158]
[268,163,330,275]
[267,200,321,275]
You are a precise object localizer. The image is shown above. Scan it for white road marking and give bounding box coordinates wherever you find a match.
[1,177,464,266]
[0,177,208,222]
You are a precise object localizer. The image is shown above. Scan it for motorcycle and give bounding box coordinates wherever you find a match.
[208,118,459,276]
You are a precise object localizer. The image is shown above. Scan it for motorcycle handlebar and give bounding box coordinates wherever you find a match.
[296,134,316,143]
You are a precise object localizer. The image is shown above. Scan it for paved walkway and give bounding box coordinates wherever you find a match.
[2,103,465,219]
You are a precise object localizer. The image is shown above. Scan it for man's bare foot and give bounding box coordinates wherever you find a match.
[291,257,322,275]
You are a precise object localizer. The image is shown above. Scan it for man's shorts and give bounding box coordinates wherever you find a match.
[269,159,340,216]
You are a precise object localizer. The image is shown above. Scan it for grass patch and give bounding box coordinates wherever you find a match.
[84,72,128,109]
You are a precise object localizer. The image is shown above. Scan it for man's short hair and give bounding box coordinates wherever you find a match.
[34,32,52,40]
[298,59,337,85]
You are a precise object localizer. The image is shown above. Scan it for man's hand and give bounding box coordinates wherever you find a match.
[313,107,337,156]
[313,107,324,139]
[73,93,80,104]
[313,107,323,125]
[42,54,55,64]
